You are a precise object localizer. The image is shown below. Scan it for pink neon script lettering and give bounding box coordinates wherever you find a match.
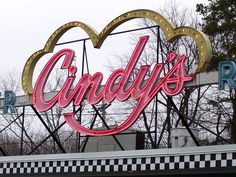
[33,36,193,136]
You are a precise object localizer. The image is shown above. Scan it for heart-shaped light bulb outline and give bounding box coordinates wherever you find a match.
[22,9,212,95]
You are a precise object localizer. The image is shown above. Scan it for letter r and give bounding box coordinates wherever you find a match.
[219,61,236,90]
[3,90,16,114]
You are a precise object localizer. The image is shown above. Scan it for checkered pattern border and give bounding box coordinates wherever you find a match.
[0,152,236,175]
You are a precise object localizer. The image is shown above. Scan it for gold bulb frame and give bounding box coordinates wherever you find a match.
[22,9,212,95]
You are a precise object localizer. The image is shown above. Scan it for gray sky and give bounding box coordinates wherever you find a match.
[0,0,209,78]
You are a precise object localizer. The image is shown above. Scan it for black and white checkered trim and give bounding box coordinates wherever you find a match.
[0,150,236,175]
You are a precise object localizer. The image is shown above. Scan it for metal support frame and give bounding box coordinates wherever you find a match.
[156,98,232,144]
[80,113,98,152]
[0,113,23,134]
[20,106,25,154]
[156,118,168,148]
[0,113,23,156]
[0,146,12,156]
[0,25,230,156]
[142,111,155,147]
[154,26,160,148]
[167,96,200,146]
[31,106,66,153]
[28,121,67,155]
[92,105,125,151]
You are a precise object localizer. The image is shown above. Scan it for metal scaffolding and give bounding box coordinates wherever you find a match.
[0,25,229,156]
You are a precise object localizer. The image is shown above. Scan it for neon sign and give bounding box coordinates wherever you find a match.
[21,9,212,136]
[33,36,192,136]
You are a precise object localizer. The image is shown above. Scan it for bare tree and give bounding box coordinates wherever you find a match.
[112,1,232,148]
[0,68,76,155]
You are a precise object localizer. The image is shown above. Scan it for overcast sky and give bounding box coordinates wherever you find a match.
[0,0,209,78]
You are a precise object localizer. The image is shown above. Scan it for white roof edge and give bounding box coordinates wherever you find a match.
[1,144,236,163]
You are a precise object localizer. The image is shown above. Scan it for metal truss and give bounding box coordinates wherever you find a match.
[0,25,230,156]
